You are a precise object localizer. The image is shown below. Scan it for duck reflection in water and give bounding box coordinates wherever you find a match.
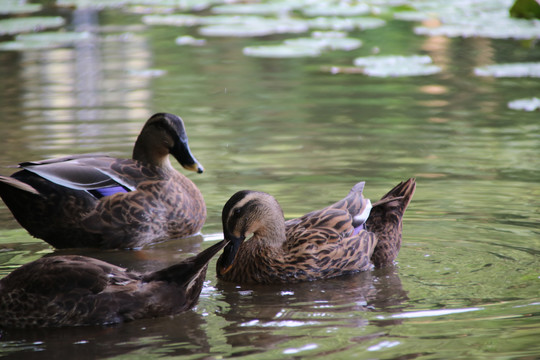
[215,266,409,355]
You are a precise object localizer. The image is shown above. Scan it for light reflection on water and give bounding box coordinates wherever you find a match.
[0,1,539,359]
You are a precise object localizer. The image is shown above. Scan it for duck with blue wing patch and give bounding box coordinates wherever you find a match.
[0,113,206,249]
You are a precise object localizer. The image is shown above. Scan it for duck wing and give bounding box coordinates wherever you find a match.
[367,178,416,267]
[19,154,136,198]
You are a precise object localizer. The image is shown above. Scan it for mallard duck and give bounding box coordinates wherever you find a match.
[0,113,206,249]
[217,179,416,284]
[0,240,227,328]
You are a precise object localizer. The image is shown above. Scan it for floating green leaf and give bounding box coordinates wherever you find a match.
[243,44,321,58]
[0,16,65,35]
[352,55,441,77]
[363,64,442,77]
[508,97,540,111]
[0,2,42,15]
[199,18,308,37]
[0,31,93,51]
[302,3,371,17]
[284,37,362,51]
[175,35,206,46]
[308,16,386,31]
[212,3,297,15]
[474,63,540,77]
[510,0,540,19]
[353,54,433,67]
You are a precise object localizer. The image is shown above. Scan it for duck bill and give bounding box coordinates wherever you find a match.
[219,234,243,275]
[171,137,204,174]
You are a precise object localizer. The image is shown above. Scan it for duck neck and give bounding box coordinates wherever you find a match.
[132,140,171,169]
[254,218,287,249]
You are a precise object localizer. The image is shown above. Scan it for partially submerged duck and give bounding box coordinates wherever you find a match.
[0,113,206,249]
[0,240,227,328]
[217,179,416,284]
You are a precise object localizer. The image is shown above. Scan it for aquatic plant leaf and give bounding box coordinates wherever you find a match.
[0,16,65,35]
[308,16,386,31]
[302,3,371,17]
[415,18,540,39]
[393,11,433,22]
[353,54,433,67]
[510,0,540,19]
[474,63,540,77]
[16,31,93,43]
[0,31,93,51]
[142,14,201,26]
[199,18,308,37]
[175,35,206,46]
[212,3,297,15]
[0,2,42,15]
[284,37,362,51]
[363,64,442,77]
[351,54,440,77]
[508,97,540,111]
[243,44,321,58]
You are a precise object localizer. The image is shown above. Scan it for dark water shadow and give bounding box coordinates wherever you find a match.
[214,266,409,357]
[0,310,211,360]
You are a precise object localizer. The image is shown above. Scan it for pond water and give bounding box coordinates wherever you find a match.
[0,1,539,359]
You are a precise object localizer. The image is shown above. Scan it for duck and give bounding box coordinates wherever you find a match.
[216,178,416,284]
[0,113,206,249]
[0,239,227,328]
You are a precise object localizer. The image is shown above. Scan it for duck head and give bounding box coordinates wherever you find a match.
[218,190,286,275]
[132,113,204,173]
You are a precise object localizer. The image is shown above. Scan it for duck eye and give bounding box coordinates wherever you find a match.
[233,208,242,216]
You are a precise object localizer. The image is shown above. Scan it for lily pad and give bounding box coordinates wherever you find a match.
[353,54,433,67]
[415,18,540,39]
[394,11,433,22]
[474,63,540,77]
[199,18,308,37]
[212,3,297,15]
[508,97,540,111]
[0,16,65,35]
[243,45,321,58]
[175,35,206,46]
[0,31,93,51]
[302,3,371,17]
[142,14,201,26]
[363,64,442,77]
[284,37,362,51]
[308,17,386,31]
[352,55,441,77]
[0,2,42,15]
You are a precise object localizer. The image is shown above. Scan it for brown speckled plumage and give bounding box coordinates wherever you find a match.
[217,179,416,284]
[0,240,227,328]
[0,113,206,249]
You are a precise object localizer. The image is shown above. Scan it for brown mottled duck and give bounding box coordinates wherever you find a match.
[217,179,416,284]
[0,113,206,249]
[0,240,227,328]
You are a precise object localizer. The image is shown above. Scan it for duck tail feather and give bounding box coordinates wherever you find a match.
[144,240,229,286]
[367,178,416,268]
[0,175,40,195]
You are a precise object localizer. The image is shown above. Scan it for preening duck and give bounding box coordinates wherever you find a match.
[0,240,227,328]
[217,179,416,284]
[0,113,206,249]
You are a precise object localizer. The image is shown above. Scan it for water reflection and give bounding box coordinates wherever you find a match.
[214,266,408,356]
[0,312,211,360]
